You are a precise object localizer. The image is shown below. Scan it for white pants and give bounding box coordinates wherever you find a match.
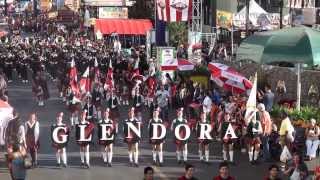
[306,139,320,158]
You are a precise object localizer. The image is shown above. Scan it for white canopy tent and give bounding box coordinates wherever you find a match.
[233,0,279,30]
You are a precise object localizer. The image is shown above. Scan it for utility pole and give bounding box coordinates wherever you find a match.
[4,0,7,16]
[245,0,250,37]
[279,0,284,29]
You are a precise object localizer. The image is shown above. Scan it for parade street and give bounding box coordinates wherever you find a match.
[0,75,318,180]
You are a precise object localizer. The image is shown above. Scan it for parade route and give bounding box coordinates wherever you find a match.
[0,78,317,180]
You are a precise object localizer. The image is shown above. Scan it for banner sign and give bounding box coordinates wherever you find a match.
[98,7,128,19]
[216,10,233,29]
[158,47,177,71]
[83,0,124,6]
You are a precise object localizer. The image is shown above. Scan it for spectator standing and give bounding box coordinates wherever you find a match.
[212,161,235,180]
[263,85,274,112]
[257,103,272,162]
[8,144,30,180]
[279,111,295,148]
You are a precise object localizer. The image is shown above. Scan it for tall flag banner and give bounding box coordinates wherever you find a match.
[156,0,167,46]
[157,0,192,22]
[244,73,257,124]
[69,59,79,95]
[79,67,91,93]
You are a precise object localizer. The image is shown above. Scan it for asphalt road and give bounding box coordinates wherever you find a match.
[0,74,319,180]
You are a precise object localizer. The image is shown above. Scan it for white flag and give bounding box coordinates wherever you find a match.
[244,73,257,124]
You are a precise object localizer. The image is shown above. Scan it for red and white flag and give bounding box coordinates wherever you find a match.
[131,59,144,82]
[69,59,80,96]
[79,67,91,93]
[157,0,192,22]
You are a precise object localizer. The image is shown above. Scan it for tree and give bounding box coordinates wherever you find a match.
[167,22,188,47]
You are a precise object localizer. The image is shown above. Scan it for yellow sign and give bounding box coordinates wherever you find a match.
[216,10,233,29]
[190,75,209,89]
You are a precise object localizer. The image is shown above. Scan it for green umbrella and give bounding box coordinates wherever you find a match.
[236,26,320,110]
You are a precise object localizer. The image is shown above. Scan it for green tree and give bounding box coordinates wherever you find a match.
[167,22,188,47]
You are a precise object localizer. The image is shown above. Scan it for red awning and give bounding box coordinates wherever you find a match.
[95,19,153,35]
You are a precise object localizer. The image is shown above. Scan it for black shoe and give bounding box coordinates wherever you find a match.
[159,163,163,167]
[62,164,67,168]
[205,161,210,165]
[81,163,85,168]
[134,163,139,168]
[251,160,257,165]
[108,163,112,167]
[56,163,61,167]
[85,163,90,169]
[178,160,182,164]
[129,162,133,167]
[229,161,236,166]
[152,161,157,166]
[183,161,187,165]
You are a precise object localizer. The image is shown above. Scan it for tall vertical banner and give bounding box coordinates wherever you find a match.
[188,31,202,64]
[156,0,167,46]
[157,0,192,22]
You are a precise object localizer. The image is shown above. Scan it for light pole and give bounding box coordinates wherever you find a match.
[245,0,249,37]
[279,0,283,29]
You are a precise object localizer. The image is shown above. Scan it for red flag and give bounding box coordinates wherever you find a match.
[69,59,80,96]
[79,67,91,93]
[69,59,77,82]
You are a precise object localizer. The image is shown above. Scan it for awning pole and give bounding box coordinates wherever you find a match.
[297,63,301,111]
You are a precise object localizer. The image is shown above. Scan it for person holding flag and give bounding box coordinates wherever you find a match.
[98,108,118,167]
[148,107,166,166]
[246,109,263,165]
[171,108,189,164]
[82,93,97,123]
[123,107,141,167]
[107,89,120,121]
[66,85,81,127]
